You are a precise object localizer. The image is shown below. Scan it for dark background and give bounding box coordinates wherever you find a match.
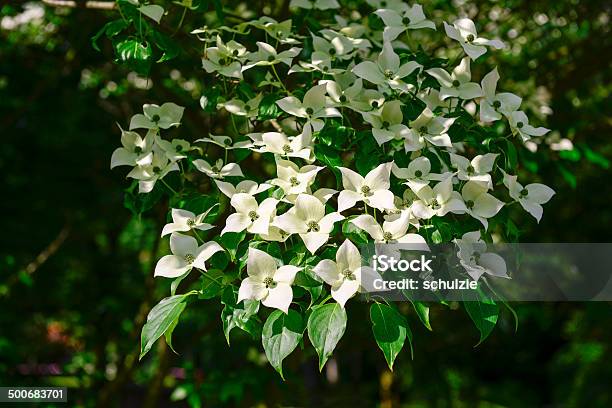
[1,0,611,406]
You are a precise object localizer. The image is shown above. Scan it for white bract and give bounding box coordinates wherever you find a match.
[237,248,301,313]
[375,4,436,42]
[289,0,339,10]
[337,163,395,212]
[353,42,422,93]
[426,57,483,100]
[274,194,344,254]
[126,150,179,193]
[271,159,322,197]
[154,233,223,278]
[313,239,364,307]
[449,153,498,188]
[222,193,278,235]
[201,36,246,79]
[110,128,154,169]
[276,84,341,131]
[220,94,263,117]
[480,68,522,122]
[455,231,508,281]
[193,159,244,179]
[129,102,184,130]
[409,177,467,219]
[392,157,450,190]
[161,208,215,237]
[508,111,550,142]
[404,108,455,152]
[258,128,314,161]
[242,42,301,71]
[363,100,410,145]
[351,212,427,246]
[503,171,555,222]
[214,180,272,199]
[444,18,506,60]
[461,181,504,230]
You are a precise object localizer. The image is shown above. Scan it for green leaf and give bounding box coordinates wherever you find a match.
[200,86,221,112]
[115,39,152,62]
[370,303,412,370]
[294,269,323,307]
[91,19,129,52]
[140,295,188,359]
[221,287,260,343]
[200,269,227,299]
[307,303,347,371]
[462,288,499,346]
[411,301,432,331]
[257,93,281,120]
[505,140,518,171]
[218,231,246,262]
[151,30,180,62]
[139,4,164,23]
[261,310,304,379]
[314,144,343,168]
[123,180,163,215]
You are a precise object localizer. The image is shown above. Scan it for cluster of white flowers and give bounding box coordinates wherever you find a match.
[112,1,556,314]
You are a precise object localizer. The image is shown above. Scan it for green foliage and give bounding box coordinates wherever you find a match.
[307,303,347,371]
[370,303,413,370]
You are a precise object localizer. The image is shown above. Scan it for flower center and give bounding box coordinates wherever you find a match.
[307,220,320,232]
[402,17,410,25]
[384,69,394,79]
[263,276,276,288]
[184,254,195,264]
[517,121,524,129]
[224,138,232,146]
[520,188,528,198]
[380,1,387,7]
[430,199,441,210]
[187,219,196,227]
[341,268,355,280]
[134,146,142,154]
[371,100,379,108]
[339,95,347,103]
[244,104,251,111]
[248,210,259,221]
[232,49,239,56]
[289,176,300,186]
[322,66,329,72]
[419,126,428,135]
[305,107,314,115]
[153,166,161,174]
[361,185,372,196]
[151,114,160,123]
[267,55,275,62]
[466,34,475,43]
[282,144,293,153]
[175,144,183,152]
[414,170,423,178]
[452,79,460,87]
[329,48,336,55]
[492,100,502,109]
[211,166,220,173]
[382,120,390,129]
[383,232,393,242]
[466,200,474,209]
[466,165,475,175]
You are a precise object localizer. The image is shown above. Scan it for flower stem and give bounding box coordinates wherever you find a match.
[161,179,179,196]
[271,64,290,94]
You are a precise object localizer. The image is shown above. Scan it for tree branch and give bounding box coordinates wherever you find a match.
[41,0,115,10]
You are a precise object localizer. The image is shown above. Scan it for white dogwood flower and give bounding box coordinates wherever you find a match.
[154,233,223,278]
[375,4,436,42]
[503,171,555,222]
[276,84,341,131]
[449,153,498,188]
[222,193,279,235]
[242,42,302,71]
[409,177,466,219]
[337,163,395,212]
[271,158,323,196]
[508,111,550,142]
[444,18,505,60]
[220,94,263,118]
[237,248,301,313]
[392,157,450,190]
[313,239,364,307]
[110,128,154,169]
[461,181,504,230]
[155,137,192,161]
[350,212,428,246]
[352,42,422,93]
[127,150,179,193]
[362,100,410,145]
[258,127,314,161]
[426,57,483,100]
[129,102,184,130]
[479,68,522,122]
[322,75,364,109]
[290,0,339,10]
[455,231,508,281]
[214,180,272,199]
[274,194,344,254]
[201,36,246,79]
[404,108,455,152]
[193,159,244,179]
[195,134,253,150]
[161,207,216,237]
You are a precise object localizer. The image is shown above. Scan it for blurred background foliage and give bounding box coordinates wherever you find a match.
[1,0,610,406]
